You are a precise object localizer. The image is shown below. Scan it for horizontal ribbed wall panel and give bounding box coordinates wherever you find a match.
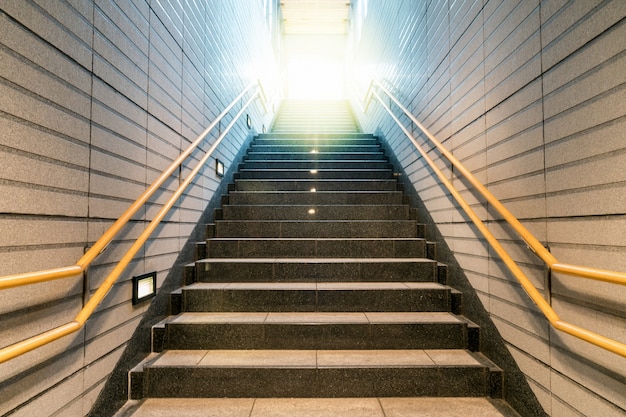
[0,1,277,416]
[351,1,626,416]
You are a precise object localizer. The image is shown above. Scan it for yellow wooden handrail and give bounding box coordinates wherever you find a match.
[365,82,626,358]
[0,83,265,364]
[0,81,259,291]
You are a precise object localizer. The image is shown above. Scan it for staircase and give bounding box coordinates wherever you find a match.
[115,101,520,416]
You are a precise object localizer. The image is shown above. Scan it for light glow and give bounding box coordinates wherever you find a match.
[284,35,347,99]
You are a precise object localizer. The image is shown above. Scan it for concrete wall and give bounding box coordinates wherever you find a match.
[0,1,276,415]
[350,0,626,416]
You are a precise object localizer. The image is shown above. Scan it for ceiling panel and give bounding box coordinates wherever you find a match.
[281,0,351,34]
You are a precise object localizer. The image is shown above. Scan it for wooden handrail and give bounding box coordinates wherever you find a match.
[0,81,259,291]
[365,82,626,358]
[0,83,265,364]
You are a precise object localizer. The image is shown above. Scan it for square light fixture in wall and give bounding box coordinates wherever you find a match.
[215,159,225,177]
[132,272,157,305]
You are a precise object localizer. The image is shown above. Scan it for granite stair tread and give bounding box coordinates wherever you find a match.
[163,311,464,325]
[237,169,394,179]
[195,257,438,282]
[121,103,510,410]
[176,281,455,314]
[196,257,435,263]
[213,219,424,238]
[158,310,471,350]
[183,281,446,290]
[205,237,426,258]
[115,397,521,417]
[234,179,399,191]
[146,349,489,368]
[220,204,410,220]
[229,192,403,205]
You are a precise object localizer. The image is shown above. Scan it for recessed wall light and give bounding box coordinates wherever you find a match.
[132,272,157,305]
[216,159,225,177]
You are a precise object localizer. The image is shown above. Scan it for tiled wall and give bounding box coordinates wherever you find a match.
[0,1,276,415]
[350,0,626,416]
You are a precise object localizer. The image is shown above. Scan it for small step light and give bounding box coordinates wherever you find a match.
[132,272,157,305]
[310,149,318,154]
[215,159,225,177]
[310,188,317,192]
[308,208,316,215]
[310,169,318,174]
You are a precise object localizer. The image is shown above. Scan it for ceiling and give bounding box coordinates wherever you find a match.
[280,0,351,35]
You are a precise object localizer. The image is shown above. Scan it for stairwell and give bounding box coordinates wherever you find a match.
[115,100,520,416]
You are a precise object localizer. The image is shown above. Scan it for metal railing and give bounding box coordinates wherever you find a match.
[0,80,268,364]
[363,79,626,357]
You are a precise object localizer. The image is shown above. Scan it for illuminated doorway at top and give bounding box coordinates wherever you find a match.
[284,34,347,99]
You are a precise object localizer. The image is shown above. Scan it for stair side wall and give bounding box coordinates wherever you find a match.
[350,1,626,417]
[0,1,277,416]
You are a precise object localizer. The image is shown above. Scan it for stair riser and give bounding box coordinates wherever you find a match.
[195,260,437,282]
[234,180,399,191]
[254,139,378,146]
[256,133,374,139]
[207,238,425,258]
[227,192,404,205]
[240,161,392,170]
[143,367,488,398]
[237,170,394,179]
[246,153,386,161]
[182,288,450,312]
[163,323,467,350]
[249,146,381,153]
[221,205,410,221]
[214,221,424,238]
[271,129,360,134]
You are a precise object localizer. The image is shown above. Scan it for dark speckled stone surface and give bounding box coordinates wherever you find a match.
[100,130,534,417]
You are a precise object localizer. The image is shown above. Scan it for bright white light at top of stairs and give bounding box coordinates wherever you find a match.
[287,56,344,99]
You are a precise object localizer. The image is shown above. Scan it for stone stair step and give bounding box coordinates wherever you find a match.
[214,220,424,238]
[271,126,360,134]
[160,311,469,350]
[237,169,394,179]
[254,136,377,146]
[234,179,399,191]
[240,160,392,170]
[245,152,386,160]
[220,204,410,221]
[179,281,452,312]
[114,397,521,417]
[139,349,496,398]
[227,191,403,205]
[206,237,425,258]
[195,258,437,282]
[248,145,382,153]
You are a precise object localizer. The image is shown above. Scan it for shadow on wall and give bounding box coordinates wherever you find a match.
[87,132,257,417]
[375,128,549,417]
